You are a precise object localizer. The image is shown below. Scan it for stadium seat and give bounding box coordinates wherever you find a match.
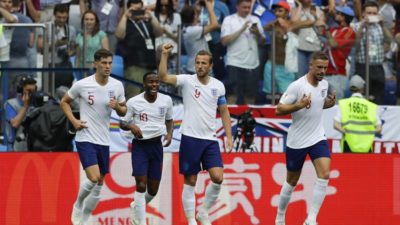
[112,55,124,77]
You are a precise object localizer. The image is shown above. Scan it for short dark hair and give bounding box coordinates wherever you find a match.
[363,1,379,11]
[142,71,157,82]
[310,51,328,63]
[94,49,113,61]
[237,0,252,5]
[196,50,213,64]
[127,0,143,8]
[54,3,69,15]
[180,5,195,25]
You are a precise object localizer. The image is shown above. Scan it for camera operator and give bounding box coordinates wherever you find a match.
[22,90,75,152]
[233,109,257,152]
[115,0,163,98]
[37,4,77,88]
[3,75,37,151]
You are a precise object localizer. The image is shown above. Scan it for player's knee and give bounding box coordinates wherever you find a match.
[286,177,299,186]
[210,175,223,184]
[136,181,147,192]
[147,188,158,196]
[87,175,102,184]
[318,171,330,180]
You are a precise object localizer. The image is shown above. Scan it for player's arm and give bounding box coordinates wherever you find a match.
[110,100,127,117]
[119,121,143,139]
[218,102,233,152]
[158,44,177,86]
[60,93,87,130]
[276,93,311,116]
[163,119,174,147]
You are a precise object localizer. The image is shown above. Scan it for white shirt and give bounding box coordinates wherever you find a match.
[121,92,173,140]
[279,76,328,148]
[183,25,209,73]
[334,93,382,126]
[68,74,126,146]
[176,74,226,140]
[154,12,181,54]
[220,13,263,69]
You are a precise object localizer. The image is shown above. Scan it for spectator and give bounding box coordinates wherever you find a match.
[197,0,230,81]
[37,3,77,88]
[39,0,66,23]
[115,0,163,98]
[352,1,392,104]
[292,0,325,78]
[153,0,181,72]
[79,0,124,54]
[263,1,295,103]
[323,5,356,100]
[0,0,18,64]
[20,0,40,22]
[4,0,35,96]
[334,75,382,153]
[221,0,266,104]
[75,10,109,69]
[181,0,219,74]
[3,75,37,151]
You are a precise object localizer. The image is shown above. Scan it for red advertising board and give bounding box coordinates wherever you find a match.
[1,153,400,225]
[0,153,80,225]
[171,154,400,225]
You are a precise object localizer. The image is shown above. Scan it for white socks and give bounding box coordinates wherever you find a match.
[200,182,221,213]
[82,184,102,222]
[306,178,329,222]
[276,181,295,222]
[182,184,196,220]
[134,191,146,222]
[145,191,155,204]
[74,180,96,209]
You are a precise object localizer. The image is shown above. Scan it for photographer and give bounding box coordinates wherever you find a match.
[3,75,37,151]
[23,90,75,152]
[352,1,392,104]
[115,0,163,98]
[37,4,77,88]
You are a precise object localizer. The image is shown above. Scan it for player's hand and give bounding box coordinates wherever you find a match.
[325,90,336,108]
[108,97,119,110]
[163,133,172,147]
[161,44,173,55]
[298,93,311,109]
[225,137,233,153]
[130,124,143,139]
[73,120,88,130]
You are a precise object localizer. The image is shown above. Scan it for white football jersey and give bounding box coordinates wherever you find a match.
[177,75,226,140]
[68,74,126,146]
[279,76,329,149]
[121,92,173,140]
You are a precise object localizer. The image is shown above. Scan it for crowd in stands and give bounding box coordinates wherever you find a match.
[2,0,400,151]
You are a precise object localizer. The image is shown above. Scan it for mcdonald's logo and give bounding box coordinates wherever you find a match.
[2,153,80,225]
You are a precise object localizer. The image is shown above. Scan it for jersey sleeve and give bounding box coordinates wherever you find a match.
[67,81,82,99]
[165,97,173,120]
[120,99,134,122]
[116,82,126,103]
[176,75,189,88]
[279,82,298,105]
